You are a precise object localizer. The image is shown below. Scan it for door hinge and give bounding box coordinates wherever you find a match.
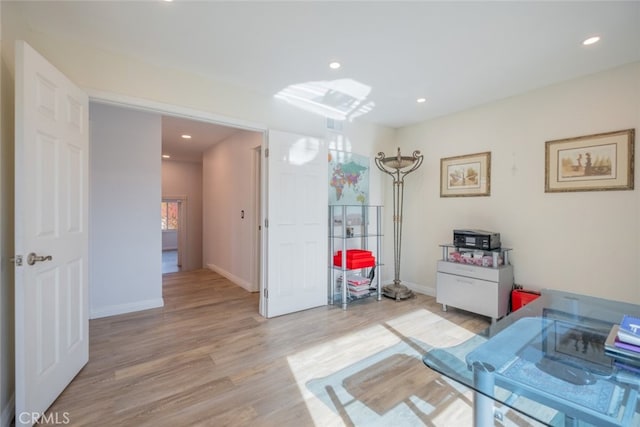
[264,219,269,228]
[10,255,23,266]
[264,288,268,298]
[265,148,269,158]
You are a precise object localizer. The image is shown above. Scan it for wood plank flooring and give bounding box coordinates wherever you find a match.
[39,269,541,426]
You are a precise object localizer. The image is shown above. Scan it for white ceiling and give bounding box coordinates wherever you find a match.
[161,115,241,162]
[10,1,640,158]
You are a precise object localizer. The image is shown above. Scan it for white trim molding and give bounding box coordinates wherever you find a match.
[90,298,165,319]
[206,264,257,293]
[87,89,267,133]
[384,280,435,297]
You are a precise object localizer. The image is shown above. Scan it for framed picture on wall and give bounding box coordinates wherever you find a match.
[440,151,491,197]
[545,129,635,193]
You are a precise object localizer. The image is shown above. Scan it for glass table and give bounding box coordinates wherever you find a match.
[423,289,640,426]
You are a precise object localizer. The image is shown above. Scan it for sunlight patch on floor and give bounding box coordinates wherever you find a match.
[383,309,477,348]
[287,323,399,425]
[430,385,474,426]
[286,309,478,426]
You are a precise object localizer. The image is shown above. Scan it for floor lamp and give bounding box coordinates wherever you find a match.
[375,148,424,300]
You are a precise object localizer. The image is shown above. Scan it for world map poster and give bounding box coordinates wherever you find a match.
[328,150,369,205]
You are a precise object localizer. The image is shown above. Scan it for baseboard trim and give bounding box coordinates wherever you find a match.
[90,298,165,319]
[206,264,257,292]
[1,393,14,427]
[382,280,435,297]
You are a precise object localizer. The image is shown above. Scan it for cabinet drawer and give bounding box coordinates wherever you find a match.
[436,272,500,318]
[437,260,501,282]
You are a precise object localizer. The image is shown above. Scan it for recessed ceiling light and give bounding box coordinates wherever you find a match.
[181,134,192,139]
[162,154,171,159]
[416,97,427,104]
[329,61,341,70]
[583,36,600,46]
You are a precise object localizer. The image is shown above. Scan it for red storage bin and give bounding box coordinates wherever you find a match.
[335,249,372,259]
[511,289,540,311]
[333,249,375,269]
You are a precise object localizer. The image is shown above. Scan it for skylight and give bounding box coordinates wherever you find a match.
[275,79,375,121]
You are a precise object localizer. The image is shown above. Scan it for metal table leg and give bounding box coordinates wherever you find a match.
[472,361,495,427]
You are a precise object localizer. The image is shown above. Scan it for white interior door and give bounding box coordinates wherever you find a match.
[15,41,89,425]
[264,130,327,318]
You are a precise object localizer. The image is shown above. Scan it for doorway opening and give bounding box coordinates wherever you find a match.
[90,95,267,310]
[161,198,183,274]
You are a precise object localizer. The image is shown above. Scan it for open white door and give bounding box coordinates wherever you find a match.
[14,41,89,425]
[264,130,328,318]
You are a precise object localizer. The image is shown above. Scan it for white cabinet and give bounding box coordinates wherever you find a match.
[436,245,513,322]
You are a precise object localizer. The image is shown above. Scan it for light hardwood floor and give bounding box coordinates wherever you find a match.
[40,269,538,426]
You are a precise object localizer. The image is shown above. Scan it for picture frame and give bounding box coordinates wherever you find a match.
[440,151,491,197]
[545,129,635,193]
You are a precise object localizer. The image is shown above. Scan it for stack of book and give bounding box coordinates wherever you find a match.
[604,315,640,373]
[338,274,373,298]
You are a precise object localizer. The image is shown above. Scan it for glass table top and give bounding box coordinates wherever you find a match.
[423,290,640,426]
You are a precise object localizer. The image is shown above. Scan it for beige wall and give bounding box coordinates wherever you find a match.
[162,160,203,271]
[202,131,262,291]
[395,62,640,304]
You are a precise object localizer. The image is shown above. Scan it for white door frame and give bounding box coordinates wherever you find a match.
[251,146,261,294]
[88,90,266,134]
[259,137,269,317]
[89,90,269,303]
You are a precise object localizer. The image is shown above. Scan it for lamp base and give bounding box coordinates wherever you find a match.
[382,283,414,301]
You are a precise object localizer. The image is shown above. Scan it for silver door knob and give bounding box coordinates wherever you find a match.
[27,252,53,266]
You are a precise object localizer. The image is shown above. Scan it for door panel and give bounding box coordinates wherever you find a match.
[265,130,327,318]
[15,40,89,426]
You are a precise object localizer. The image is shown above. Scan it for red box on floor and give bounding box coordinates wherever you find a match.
[511,289,540,311]
[333,250,375,269]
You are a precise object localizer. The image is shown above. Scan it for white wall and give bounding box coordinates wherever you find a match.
[162,231,177,251]
[202,131,262,291]
[162,160,203,270]
[89,103,164,318]
[395,62,640,304]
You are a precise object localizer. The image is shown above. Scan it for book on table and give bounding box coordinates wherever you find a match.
[605,325,640,367]
[618,315,640,346]
[614,360,640,374]
[615,336,640,353]
[620,315,640,336]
